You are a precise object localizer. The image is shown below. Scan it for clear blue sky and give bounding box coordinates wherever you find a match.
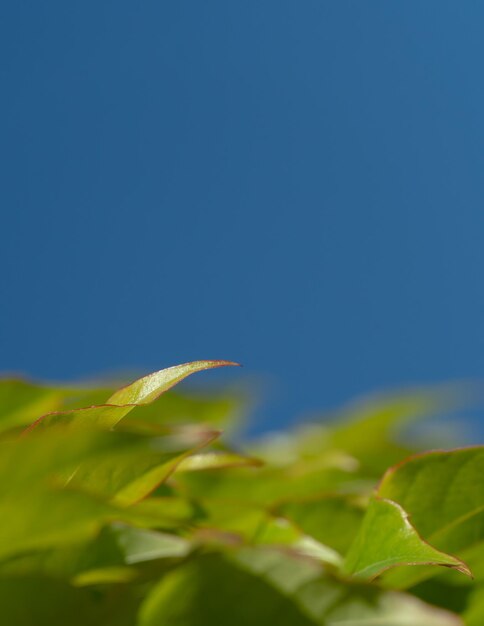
[2,2,484,430]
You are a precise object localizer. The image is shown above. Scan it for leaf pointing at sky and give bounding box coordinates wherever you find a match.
[23,362,240,509]
[107,361,239,406]
[27,360,239,431]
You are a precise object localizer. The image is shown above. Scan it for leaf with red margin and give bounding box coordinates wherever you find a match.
[377,446,484,588]
[343,497,470,580]
[25,361,239,431]
[107,361,239,406]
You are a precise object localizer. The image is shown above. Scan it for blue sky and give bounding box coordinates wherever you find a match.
[2,2,484,430]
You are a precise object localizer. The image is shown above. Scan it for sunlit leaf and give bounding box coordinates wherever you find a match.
[27,360,238,430]
[107,360,239,406]
[462,585,484,626]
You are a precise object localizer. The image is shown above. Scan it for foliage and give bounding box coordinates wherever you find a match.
[0,361,482,624]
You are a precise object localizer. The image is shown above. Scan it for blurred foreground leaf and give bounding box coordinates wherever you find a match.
[139,549,462,626]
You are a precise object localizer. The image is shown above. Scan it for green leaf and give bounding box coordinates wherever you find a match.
[0,521,190,583]
[71,425,220,505]
[462,585,484,626]
[111,448,260,508]
[252,517,343,567]
[276,495,364,556]
[107,360,239,406]
[235,548,463,626]
[377,447,484,588]
[326,385,466,474]
[127,495,197,528]
[126,389,243,430]
[329,385,464,449]
[71,566,138,586]
[343,497,469,580]
[27,360,238,430]
[0,488,115,562]
[0,379,63,433]
[69,524,191,586]
[139,548,463,626]
[174,450,262,472]
[0,576,141,626]
[0,426,189,561]
[175,459,368,510]
[139,552,313,626]
[109,523,190,564]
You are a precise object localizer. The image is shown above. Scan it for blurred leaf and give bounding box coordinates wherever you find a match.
[276,495,365,556]
[175,450,262,472]
[0,488,116,562]
[139,551,316,626]
[128,496,198,528]
[109,523,190,564]
[127,390,242,430]
[0,379,63,433]
[252,517,342,567]
[0,428,153,561]
[71,426,220,505]
[329,386,460,452]
[69,525,191,586]
[0,576,141,626]
[0,521,190,584]
[462,585,484,626]
[71,566,138,586]
[139,549,462,626]
[175,461,369,510]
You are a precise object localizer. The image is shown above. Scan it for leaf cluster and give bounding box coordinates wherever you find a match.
[0,362,482,625]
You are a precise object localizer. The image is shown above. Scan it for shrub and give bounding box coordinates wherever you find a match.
[0,360,481,625]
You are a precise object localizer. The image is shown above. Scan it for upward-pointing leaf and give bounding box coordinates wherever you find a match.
[27,361,238,430]
[107,361,239,406]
